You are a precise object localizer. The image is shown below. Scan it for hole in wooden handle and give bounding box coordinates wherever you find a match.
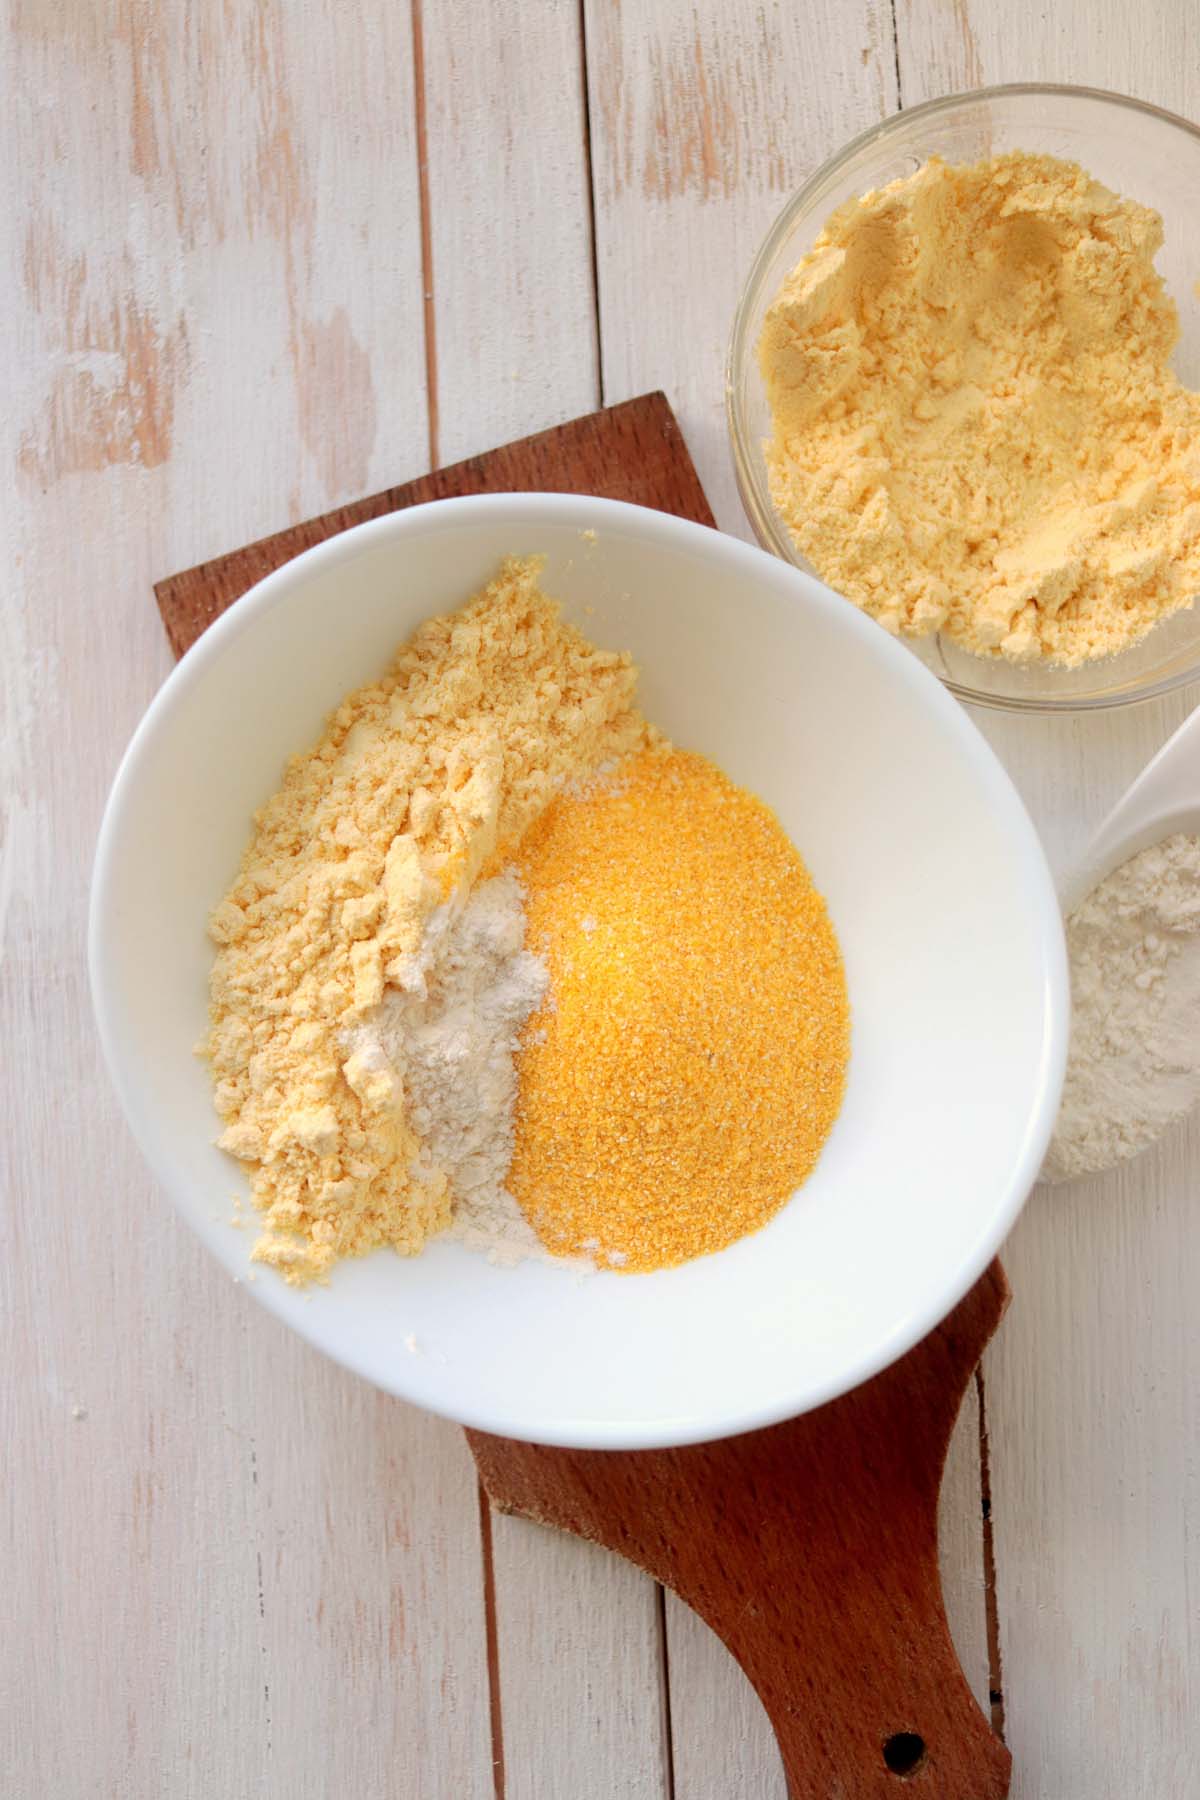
[884,1732,928,1778]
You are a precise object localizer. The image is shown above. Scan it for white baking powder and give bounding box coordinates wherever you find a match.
[348,869,553,1262]
[1044,833,1200,1182]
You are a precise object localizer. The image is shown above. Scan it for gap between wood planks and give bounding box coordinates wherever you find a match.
[410,0,440,470]
[577,0,606,408]
[976,1369,1006,1739]
[655,1585,679,1800]
[407,1,1003,1785]
[888,0,905,108]
[477,1484,508,1800]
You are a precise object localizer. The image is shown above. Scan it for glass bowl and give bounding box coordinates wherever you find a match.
[727,84,1200,713]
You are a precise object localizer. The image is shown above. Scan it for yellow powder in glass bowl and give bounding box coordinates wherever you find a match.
[510,747,850,1271]
[759,150,1200,666]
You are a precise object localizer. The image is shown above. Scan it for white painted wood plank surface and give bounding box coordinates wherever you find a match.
[896,0,1200,118]
[491,1515,670,1800]
[422,0,600,466]
[2,7,496,1798]
[420,7,670,1794]
[20,1,1200,1794]
[662,1585,788,1800]
[895,10,1200,1794]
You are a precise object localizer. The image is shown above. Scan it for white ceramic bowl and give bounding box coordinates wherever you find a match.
[90,495,1067,1448]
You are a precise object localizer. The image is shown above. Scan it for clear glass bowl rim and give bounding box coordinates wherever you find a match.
[726,82,1200,714]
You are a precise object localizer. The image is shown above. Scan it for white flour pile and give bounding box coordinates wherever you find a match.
[1044,834,1200,1181]
[345,870,552,1262]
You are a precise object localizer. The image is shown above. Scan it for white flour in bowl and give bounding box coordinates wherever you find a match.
[346,869,554,1262]
[1044,834,1200,1182]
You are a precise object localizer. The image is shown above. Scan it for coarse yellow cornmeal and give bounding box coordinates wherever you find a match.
[759,151,1200,665]
[510,748,850,1271]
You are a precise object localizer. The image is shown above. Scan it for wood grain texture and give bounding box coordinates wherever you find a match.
[894,9,1200,1794]
[896,0,1200,115]
[490,1514,671,1800]
[2,6,495,1798]
[662,1585,788,1800]
[421,2,600,465]
[23,0,1200,1792]
[471,1265,1011,1800]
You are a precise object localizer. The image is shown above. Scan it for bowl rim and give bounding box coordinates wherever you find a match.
[727,81,1200,716]
[89,491,1069,1446]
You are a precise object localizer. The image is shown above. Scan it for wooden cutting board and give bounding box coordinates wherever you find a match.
[156,389,1011,1800]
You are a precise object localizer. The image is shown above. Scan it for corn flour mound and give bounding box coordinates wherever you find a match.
[759,151,1200,665]
[204,557,650,1283]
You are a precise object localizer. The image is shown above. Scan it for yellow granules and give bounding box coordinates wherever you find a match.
[760,152,1200,665]
[205,557,649,1283]
[510,748,850,1271]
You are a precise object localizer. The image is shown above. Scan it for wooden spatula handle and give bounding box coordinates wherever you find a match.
[468,1261,1010,1799]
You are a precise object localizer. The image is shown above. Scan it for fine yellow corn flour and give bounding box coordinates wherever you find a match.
[205,558,649,1282]
[759,151,1200,665]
